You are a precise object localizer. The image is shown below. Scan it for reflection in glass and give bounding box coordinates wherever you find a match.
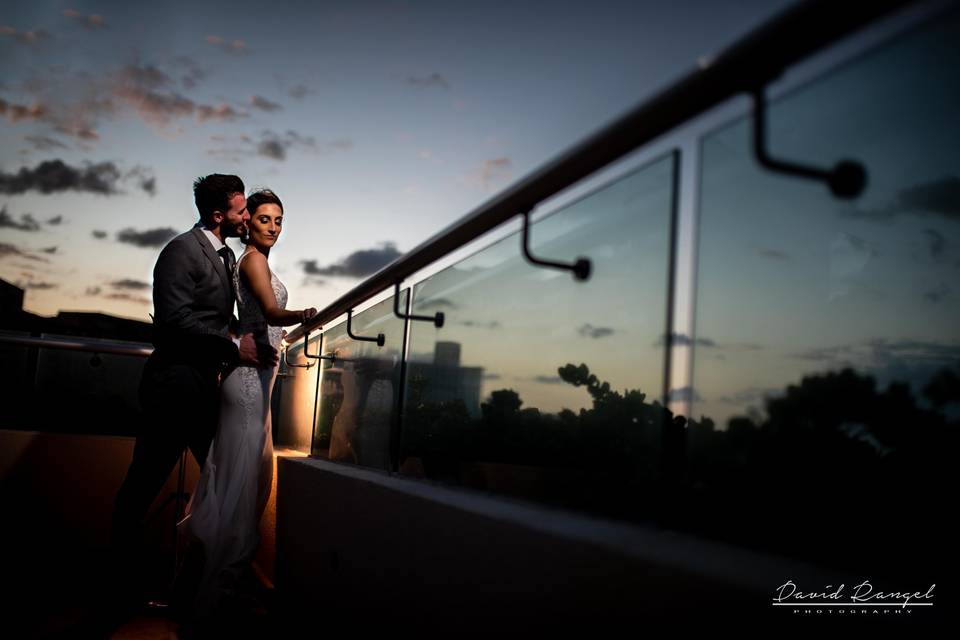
[401,154,675,520]
[312,293,407,471]
[274,333,320,453]
[688,10,959,580]
[31,334,148,435]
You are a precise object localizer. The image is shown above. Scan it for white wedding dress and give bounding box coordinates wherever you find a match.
[179,249,285,619]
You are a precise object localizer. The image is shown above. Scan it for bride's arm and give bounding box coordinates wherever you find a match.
[239,251,317,326]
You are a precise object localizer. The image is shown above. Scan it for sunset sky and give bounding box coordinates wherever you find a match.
[1,0,795,321]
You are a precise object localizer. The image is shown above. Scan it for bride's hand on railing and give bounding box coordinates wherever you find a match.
[299,308,317,324]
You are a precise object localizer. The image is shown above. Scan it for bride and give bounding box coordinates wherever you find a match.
[178,188,316,627]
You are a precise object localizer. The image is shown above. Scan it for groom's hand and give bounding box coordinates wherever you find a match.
[237,333,279,368]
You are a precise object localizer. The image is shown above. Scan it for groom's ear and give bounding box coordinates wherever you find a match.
[211,210,224,225]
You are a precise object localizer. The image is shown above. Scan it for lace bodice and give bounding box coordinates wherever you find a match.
[234,249,287,350]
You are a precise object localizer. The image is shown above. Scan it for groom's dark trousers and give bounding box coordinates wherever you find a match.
[111,226,238,576]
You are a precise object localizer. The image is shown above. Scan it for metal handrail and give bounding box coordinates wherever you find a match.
[0,334,153,358]
[285,0,910,343]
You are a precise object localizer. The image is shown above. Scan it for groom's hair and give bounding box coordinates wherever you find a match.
[193,174,245,223]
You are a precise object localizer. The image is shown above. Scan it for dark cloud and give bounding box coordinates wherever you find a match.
[460,320,501,330]
[175,57,207,90]
[0,25,50,46]
[533,375,563,385]
[85,286,102,296]
[577,323,615,339]
[254,130,322,161]
[655,332,718,348]
[24,135,68,151]
[924,229,946,259]
[92,230,108,239]
[756,248,790,260]
[103,292,150,305]
[472,157,511,188]
[109,278,150,290]
[482,373,502,381]
[666,386,703,403]
[0,243,46,262]
[850,176,960,222]
[288,85,312,100]
[40,246,57,254]
[62,10,106,30]
[300,242,402,278]
[116,227,177,248]
[416,298,457,310]
[407,73,450,90]
[923,283,950,303]
[0,160,116,195]
[205,35,248,54]
[0,206,41,231]
[196,104,245,122]
[46,215,63,225]
[126,166,157,196]
[19,280,58,290]
[251,95,282,112]
[0,97,45,123]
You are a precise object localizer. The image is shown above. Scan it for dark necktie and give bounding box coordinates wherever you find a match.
[217,246,235,302]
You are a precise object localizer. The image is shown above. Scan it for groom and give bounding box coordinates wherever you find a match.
[111,173,274,599]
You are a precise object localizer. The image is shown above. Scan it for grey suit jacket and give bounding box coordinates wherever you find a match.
[151,226,238,368]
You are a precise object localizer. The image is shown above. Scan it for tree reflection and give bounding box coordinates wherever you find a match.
[403,360,956,577]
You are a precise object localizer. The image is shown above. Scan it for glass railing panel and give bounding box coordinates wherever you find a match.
[0,331,34,429]
[688,9,959,580]
[32,334,149,435]
[401,153,675,521]
[311,292,408,470]
[274,332,321,453]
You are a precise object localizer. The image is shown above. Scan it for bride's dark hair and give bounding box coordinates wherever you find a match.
[241,188,283,245]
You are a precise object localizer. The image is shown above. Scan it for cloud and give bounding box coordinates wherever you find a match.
[0,242,48,262]
[0,98,45,123]
[483,373,502,381]
[92,230,107,239]
[116,227,177,248]
[0,25,50,46]
[110,278,150,290]
[755,247,790,260]
[577,323,615,339]
[468,157,511,188]
[655,332,718,348]
[174,57,207,90]
[0,207,41,231]
[416,298,457,310]
[300,242,401,278]
[533,375,563,385]
[46,215,63,225]
[111,64,245,127]
[460,319,501,330]
[103,292,151,304]
[0,160,154,196]
[85,286,101,296]
[923,283,950,303]
[288,84,312,100]
[924,229,946,259]
[206,35,248,54]
[40,246,57,254]
[251,95,282,112]
[125,166,157,196]
[196,104,245,122]
[850,175,960,222]
[407,73,450,89]
[19,280,58,290]
[24,135,68,151]
[63,10,106,30]
[667,386,703,403]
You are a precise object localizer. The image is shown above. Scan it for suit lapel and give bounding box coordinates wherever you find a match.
[191,226,231,303]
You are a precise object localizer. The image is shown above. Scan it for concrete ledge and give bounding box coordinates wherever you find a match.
[276,456,847,624]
